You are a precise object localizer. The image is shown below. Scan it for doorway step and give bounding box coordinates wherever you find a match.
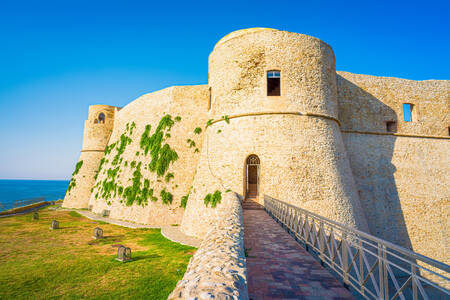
[242,198,264,210]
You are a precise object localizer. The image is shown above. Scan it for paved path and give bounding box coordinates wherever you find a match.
[60,208,202,247]
[244,209,354,300]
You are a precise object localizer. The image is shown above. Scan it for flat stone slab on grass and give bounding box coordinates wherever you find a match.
[244,209,354,299]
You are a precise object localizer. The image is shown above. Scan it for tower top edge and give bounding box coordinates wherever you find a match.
[213,28,328,50]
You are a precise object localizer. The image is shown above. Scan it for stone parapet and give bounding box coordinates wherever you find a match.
[169,192,248,300]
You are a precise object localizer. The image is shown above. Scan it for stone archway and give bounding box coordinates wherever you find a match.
[245,155,260,199]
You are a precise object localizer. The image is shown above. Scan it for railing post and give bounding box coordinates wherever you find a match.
[293,210,298,234]
[319,221,325,265]
[359,240,365,296]
[261,196,450,300]
[411,264,418,300]
[342,232,349,287]
[382,245,388,299]
[378,243,385,300]
[304,215,309,249]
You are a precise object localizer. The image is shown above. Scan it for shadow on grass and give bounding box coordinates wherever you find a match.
[88,235,125,245]
[130,253,162,262]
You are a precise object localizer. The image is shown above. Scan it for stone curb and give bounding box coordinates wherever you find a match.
[168,192,249,300]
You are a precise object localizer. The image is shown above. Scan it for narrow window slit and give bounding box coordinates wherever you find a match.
[267,70,281,96]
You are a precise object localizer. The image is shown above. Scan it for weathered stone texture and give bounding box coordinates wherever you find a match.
[169,192,248,300]
[87,86,210,226]
[63,105,117,209]
[337,72,449,265]
[209,28,338,119]
[63,28,449,267]
[181,114,369,238]
[343,133,449,265]
[337,71,449,136]
[182,28,369,238]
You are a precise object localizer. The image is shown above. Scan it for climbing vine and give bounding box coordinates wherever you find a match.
[160,189,173,205]
[140,115,179,177]
[203,190,222,208]
[91,123,134,204]
[186,139,196,148]
[165,172,174,183]
[91,115,183,208]
[66,160,84,195]
[180,186,192,208]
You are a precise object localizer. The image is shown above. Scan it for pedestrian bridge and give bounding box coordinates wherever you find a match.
[242,195,450,299]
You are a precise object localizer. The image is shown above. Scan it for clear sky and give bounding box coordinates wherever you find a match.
[0,0,449,180]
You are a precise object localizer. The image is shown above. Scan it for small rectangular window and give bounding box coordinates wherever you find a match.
[402,103,414,122]
[386,121,397,133]
[267,71,280,96]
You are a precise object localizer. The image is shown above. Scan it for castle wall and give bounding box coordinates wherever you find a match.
[343,133,449,264]
[181,115,369,238]
[182,28,369,238]
[63,105,116,209]
[337,71,449,136]
[337,72,449,263]
[63,27,449,268]
[88,86,209,226]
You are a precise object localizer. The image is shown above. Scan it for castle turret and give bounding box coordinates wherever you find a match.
[181,28,369,238]
[63,105,117,209]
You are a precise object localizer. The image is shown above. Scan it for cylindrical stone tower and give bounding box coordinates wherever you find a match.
[181,28,369,238]
[63,105,117,209]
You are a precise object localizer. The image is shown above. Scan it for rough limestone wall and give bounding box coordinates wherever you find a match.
[169,192,248,300]
[88,86,209,226]
[343,133,449,264]
[336,72,450,262]
[63,151,104,208]
[337,71,449,136]
[209,28,339,119]
[181,114,369,238]
[63,105,116,209]
[181,28,369,238]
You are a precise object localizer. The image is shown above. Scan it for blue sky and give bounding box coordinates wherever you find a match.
[0,0,449,180]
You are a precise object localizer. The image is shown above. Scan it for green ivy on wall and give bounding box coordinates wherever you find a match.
[66,160,84,195]
[203,190,222,208]
[91,115,183,208]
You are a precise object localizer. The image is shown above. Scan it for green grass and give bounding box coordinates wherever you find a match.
[0,208,195,299]
[68,211,82,218]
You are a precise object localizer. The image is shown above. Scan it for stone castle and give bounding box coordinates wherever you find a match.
[63,28,449,265]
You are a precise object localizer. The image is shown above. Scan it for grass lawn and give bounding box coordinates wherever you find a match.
[0,206,195,299]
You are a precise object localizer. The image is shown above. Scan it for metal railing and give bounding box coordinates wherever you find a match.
[1,197,46,212]
[264,195,450,300]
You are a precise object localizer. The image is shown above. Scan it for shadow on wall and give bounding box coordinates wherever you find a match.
[337,76,413,251]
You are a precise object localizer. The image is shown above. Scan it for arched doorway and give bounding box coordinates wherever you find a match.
[246,155,260,199]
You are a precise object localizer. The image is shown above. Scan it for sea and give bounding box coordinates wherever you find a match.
[0,180,69,212]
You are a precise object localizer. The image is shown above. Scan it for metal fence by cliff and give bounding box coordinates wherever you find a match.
[264,195,450,300]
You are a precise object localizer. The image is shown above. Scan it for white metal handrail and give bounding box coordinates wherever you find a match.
[264,195,450,300]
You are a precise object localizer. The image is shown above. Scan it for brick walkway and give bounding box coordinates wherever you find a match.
[244,209,354,300]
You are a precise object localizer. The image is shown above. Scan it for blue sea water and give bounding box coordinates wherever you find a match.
[0,180,69,211]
